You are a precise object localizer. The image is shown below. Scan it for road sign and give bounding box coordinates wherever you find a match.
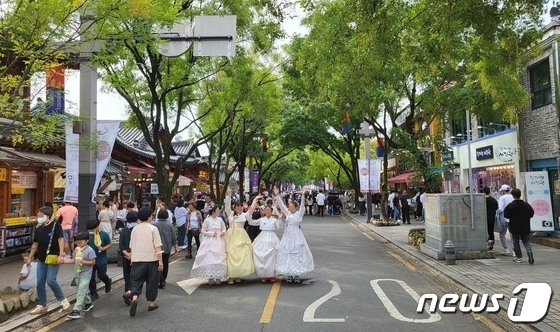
[155,20,192,57]
[150,183,159,195]
[193,15,236,57]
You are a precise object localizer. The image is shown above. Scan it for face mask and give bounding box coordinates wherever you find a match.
[37,216,48,225]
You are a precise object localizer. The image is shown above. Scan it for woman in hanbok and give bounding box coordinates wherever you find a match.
[190,206,227,285]
[224,188,256,284]
[274,187,314,283]
[252,195,281,283]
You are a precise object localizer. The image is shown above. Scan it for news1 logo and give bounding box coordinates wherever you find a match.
[417,283,553,323]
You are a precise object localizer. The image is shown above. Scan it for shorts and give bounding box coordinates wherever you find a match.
[63,229,73,242]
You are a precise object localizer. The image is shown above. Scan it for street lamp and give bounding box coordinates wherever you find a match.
[358,121,375,222]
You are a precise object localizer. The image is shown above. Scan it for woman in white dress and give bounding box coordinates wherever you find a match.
[252,195,281,283]
[274,187,314,283]
[224,188,256,284]
[190,206,227,285]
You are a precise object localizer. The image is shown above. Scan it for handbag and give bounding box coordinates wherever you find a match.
[45,222,59,265]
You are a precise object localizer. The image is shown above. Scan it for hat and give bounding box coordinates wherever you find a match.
[499,184,510,192]
[74,232,89,241]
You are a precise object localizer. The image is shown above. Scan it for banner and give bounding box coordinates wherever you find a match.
[45,64,65,114]
[358,159,381,193]
[525,171,554,231]
[64,121,121,203]
[250,170,260,193]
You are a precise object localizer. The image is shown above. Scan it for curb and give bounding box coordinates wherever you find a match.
[341,212,547,332]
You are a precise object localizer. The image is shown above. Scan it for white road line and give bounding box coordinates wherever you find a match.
[176,278,207,295]
[370,279,441,323]
[303,280,346,323]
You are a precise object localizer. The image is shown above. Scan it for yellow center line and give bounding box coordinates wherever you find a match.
[259,280,282,324]
[471,313,504,332]
[387,251,416,272]
[349,222,357,228]
[36,315,69,332]
[362,232,374,241]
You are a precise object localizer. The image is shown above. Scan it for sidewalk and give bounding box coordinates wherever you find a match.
[343,211,560,332]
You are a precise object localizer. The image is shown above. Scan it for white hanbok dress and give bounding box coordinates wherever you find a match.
[275,196,314,277]
[190,216,228,280]
[252,216,281,278]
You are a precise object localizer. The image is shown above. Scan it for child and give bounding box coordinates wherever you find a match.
[86,219,112,301]
[64,232,96,319]
[17,250,37,291]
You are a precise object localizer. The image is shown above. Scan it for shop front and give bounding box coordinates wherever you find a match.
[455,129,521,196]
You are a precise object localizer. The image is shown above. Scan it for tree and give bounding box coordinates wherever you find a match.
[94,1,284,205]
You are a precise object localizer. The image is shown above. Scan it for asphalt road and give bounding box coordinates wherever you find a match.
[48,215,492,332]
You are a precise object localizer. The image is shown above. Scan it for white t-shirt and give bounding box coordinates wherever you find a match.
[18,262,37,290]
[316,193,326,205]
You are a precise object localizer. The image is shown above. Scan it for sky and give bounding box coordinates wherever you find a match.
[31,4,308,121]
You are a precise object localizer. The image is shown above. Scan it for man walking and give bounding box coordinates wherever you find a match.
[504,188,535,264]
[316,190,326,217]
[399,190,410,224]
[497,184,514,255]
[483,187,498,250]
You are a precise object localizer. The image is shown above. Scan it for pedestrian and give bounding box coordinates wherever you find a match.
[18,250,37,291]
[190,206,228,284]
[98,201,114,239]
[316,190,326,217]
[196,194,206,212]
[483,186,498,251]
[252,201,281,283]
[419,190,427,222]
[185,202,203,259]
[388,190,395,220]
[153,209,178,289]
[399,190,411,224]
[305,194,313,215]
[392,191,401,221]
[415,188,424,220]
[274,187,314,283]
[224,188,256,284]
[116,202,127,230]
[119,211,138,306]
[65,232,96,319]
[87,219,112,301]
[174,200,187,249]
[27,206,70,314]
[201,194,216,219]
[497,184,514,255]
[55,201,78,258]
[129,207,164,317]
[358,193,366,216]
[504,188,535,264]
[154,201,173,224]
[246,195,262,242]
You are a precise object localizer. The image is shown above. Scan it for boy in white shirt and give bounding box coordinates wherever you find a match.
[18,251,37,291]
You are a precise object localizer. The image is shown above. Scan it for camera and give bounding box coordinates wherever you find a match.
[542,220,553,228]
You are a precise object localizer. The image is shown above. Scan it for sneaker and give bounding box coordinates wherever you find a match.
[105,279,112,293]
[294,276,301,283]
[513,257,523,263]
[83,303,94,312]
[501,249,510,255]
[214,279,221,285]
[227,279,234,285]
[66,310,81,319]
[91,293,99,301]
[286,276,293,283]
[528,252,535,265]
[208,279,215,285]
[488,241,494,251]
[235,278,241,283]
[130,298,138,317]
[30,305,47,315]
[61,298,70,310]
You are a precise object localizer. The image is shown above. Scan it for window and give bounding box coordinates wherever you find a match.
[529,59,553,109]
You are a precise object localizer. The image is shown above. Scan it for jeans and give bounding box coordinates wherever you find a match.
[36,261,65,306]
[511,233,532,259]
[393,208,401,220]
[131,261,159,301]
[498,226,509,250]
[187,229,201,254]
[177,224,186,247]
[89,263,111,295]
[73,275,92,311]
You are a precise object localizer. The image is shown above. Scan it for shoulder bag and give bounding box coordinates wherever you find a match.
[44,222,59,265]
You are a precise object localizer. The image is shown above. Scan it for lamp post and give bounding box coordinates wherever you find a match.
[358,121,375,222]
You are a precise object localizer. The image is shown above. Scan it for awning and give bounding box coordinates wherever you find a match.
[0,147,65,167]
[387,172,419,184]
[126,165,155,174]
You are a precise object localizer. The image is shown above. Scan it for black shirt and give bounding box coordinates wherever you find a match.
[33,221,63,263]
[504,200,534,235]
[485,196,498,224]
[399,195,409,207]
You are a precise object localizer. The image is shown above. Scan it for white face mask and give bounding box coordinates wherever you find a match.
[37,216,48,225]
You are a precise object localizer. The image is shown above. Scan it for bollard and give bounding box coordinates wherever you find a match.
[444,240,456,265]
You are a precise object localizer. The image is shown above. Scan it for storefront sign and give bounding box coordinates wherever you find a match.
[11,187,25,195]
[497,147,515,163]
[4,217,28,226]
[476,146,494,160]
[150,183,159,195]
[0,168,6,181]
[525,171,554,231]
[358,159,381,192]
[11,172,37,189]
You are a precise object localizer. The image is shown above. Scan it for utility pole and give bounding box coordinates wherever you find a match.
[359,121,375,222]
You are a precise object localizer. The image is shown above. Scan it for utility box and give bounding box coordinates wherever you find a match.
[420,194,494,260]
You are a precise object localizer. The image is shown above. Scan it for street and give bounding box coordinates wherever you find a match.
[47,215,492,332]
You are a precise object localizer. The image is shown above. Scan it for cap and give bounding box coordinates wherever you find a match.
[500,184,510,192]
[74,232,89,241]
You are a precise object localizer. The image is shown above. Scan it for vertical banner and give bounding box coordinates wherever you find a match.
[358,159,381,193]
[250,170,260,193]
[45,64,65,114]
[64,121,121,203]
[64,125,80,203]
[525,171,554,231]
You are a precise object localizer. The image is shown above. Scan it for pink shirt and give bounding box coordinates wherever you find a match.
[55,205,78,230]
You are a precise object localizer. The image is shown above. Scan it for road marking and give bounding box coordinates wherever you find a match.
[259,280,282,324]
[387,251,416,272]
[362,232,374,241]
[471,313,504,332]
[370,279,441,323]
[36,316,69,332]
[176,278,207,295]
[349,222,357,228]
[303,280,346,323]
